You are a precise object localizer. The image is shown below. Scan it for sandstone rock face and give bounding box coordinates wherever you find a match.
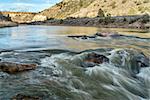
[32,14,47,22]
[1,0,150,23]
[40,0,150,19]
[40,0,94,19]
[1,12,47,23]
[1,12,35,23]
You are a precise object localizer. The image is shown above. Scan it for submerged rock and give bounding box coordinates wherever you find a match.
[95,32,122,37]
[0,62,37,74]
[12,94,41,100]
[67,32,122,40]
[68,32,148,41]
[82,53,109,67]
[68,35,96,39]
[68,35,88,39]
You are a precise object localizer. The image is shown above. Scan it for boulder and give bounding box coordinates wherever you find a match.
[95,32,122,37]
[68,35,88,39]
[68,35,96,39]
[0,62,37,74]
[67,32,122,40]
[82,53,109,67]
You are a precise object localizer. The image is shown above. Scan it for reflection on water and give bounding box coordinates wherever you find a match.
[0,25,149,54]
[0,25,98,51]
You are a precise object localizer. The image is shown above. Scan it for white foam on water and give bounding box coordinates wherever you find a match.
[137,67,150,97]
[85,62,149,100]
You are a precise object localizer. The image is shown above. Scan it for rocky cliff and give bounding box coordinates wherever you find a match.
[40,0,150,19]
[1,12,47,23]
[0,0,149,24]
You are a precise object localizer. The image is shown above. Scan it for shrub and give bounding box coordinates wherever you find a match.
[48,18,54,20]
[106,13,111,17]
[79,1,83,7]
[99,18,103,23]
[103,14,115,24]
[122,0,127,4]
[134,1,142,5]
[141,14,149,23]
[59,19,64,24]
[66,17,76,20]
[123,18,127,22]
[143,0,149,3]
[109,1,116,9]
[97,9,105,17]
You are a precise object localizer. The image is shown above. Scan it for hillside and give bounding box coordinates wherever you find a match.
[40,0,150,19]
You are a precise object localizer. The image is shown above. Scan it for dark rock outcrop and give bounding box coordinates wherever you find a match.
[68,32,149,40]
[68,35,96,39]
[95,32,122,37]
[12,94,41,100]
[68,32,121,40]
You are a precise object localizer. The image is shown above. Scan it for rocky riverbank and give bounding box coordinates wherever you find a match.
[29,14,150,29]
[0,21,18,28]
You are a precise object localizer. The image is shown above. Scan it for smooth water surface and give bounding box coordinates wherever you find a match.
[0,25,149,53]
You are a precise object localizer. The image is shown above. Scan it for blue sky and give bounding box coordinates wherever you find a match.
[0,0,62,12]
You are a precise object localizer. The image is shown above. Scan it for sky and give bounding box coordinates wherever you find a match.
[0,0,62,12]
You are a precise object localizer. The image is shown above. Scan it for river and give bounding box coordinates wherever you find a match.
[0,25,149,100]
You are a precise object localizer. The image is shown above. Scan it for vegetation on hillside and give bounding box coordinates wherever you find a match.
[40,0,150,19]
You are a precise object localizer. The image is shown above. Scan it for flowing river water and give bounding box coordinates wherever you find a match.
[0,25,149,100]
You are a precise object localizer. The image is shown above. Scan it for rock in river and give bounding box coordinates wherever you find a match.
[95,32,122,37]
[12,94,41,100]
[0,62,37,74]
[82,53,109,67]
[67,32,121,40]
[68,35,96,39]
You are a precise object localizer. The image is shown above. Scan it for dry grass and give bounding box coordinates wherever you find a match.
[40,0,150,19]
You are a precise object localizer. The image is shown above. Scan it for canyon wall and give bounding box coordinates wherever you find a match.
[1,12,47,23]
[40,0,150,19]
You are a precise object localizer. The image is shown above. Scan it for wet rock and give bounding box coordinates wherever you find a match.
[68,32,122,40]
[0,62,37,74]
[82,53,109,67]
[136,53,149,68]
[95,32,122,37]
[68,35,96,40]
[68,35,88,39]
[12,94,41,100]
